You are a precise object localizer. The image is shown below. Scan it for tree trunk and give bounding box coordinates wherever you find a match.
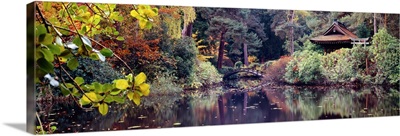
[217,31,226,69]
[243,92,248,116]
[289,10,295,55]
[384,14,387,28]
[243,43,249,66]
[218,95,225,124]
[373,13,377,34]
[182,22,193,37]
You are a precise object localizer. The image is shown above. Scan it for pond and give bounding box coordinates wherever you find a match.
[36,86,400,133]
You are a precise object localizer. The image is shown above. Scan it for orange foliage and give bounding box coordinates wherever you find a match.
[125,35,161,64]
[158,6,182,19]
[264,56,293,83]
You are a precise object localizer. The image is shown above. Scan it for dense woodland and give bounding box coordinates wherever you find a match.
[33,2,399,134]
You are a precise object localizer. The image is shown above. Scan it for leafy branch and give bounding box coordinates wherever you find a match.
[34,2,154,116]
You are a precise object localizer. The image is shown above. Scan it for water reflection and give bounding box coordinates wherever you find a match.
[37,86,399,133]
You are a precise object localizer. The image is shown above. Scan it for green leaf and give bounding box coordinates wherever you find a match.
[126,74,133,82]
[90,52,100,60]
[98,103,109,116]
[60,84,70,96]
[139,83,150,96]
[36,25,47,36]
[93,15,101,25]
[67,57,79,70]
[93,82,103,93]
[47,44,61,55]
[132,92,141,105]
[39,34,54,45]
[134,72,147,86]
[74,77,84,86]
[116,36,124,41]
[72,36,83,47]
[100,48,113,57]
[37,58,54,74]
[112,96,125,104]
[65,83,74,88]
[82,84,93,91]
[50,126,57,132]
[135,90,143,96]
[72,88,80,97]
[113,31,119,36]
[127,91,134,101]
[40,48,54,62]
[110,89,122,95]
[116,16,124,22]
[115,79,129,90]
[59,50,72,58]
[104,96,114,103]
[102,83,113,93]
[145,22,153,29]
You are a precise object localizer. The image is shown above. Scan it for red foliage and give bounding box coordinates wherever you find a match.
[264,56,293,83]
[124,35,161,64]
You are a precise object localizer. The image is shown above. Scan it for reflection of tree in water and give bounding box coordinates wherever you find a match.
[37,101,127,133]
[319,88,358,118]
[38,86,399,133]
[282,86,399,121]
[355,87,400,117]
[283,87,324,120]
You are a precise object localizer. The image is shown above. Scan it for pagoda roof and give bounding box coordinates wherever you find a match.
[310,21,358,44]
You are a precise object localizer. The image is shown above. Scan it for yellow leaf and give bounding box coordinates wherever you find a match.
[58,57,68,63]
[134,72,147,86]
[115,79,129,90]
[82,92,98,103]
[139,83,150,96]
[98,103,108,116]
[132,92,141,105]
[127,91,134,101]
[144,9,157,17]
[79,98,90,106]
[130,10,140,18]
[138,19,148,29]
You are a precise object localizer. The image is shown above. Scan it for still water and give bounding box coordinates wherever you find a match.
[36,86,399,133]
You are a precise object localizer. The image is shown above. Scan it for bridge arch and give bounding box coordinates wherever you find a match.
[223,68,265,80]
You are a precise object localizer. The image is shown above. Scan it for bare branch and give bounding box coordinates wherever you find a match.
[36,112,45,134]
[61,2,90,55]
[52,25,134,73]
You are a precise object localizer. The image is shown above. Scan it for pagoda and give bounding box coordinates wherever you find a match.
[310,19,370,53]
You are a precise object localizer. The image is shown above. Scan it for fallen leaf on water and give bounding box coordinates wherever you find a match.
[128,126,141,129]
[173,123,181,126]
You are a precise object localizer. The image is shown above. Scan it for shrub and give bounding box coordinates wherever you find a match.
[234,61,243,69]
[284,50,323,84]
[248,63,261,70]
[47,56,124,96]
[303,40,323,54]
[58,56,124,84]
[172,37,198,83]
[370,29,400,85]
[190,61,222,88]
[150,71,183,95]
[321,48,356,83]
[263,56,292,83]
